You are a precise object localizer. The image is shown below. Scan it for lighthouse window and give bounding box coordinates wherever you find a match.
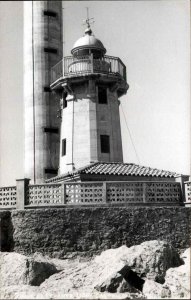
[44,86,51,92]
[98,87,107,104]
[43,10,57,18]
[44,47,58,54]
[43,127,59,134]
[100,135,110,153]
[62,139,66,156]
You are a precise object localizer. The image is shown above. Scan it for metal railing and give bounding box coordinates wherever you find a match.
[0,180,183,209]
[50,55,127,83]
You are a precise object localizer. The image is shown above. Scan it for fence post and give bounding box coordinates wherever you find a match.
[184,182,191,206]
[143,182,146,203]
[175,175,189,203]
[61,183,66,204]
[103,182,107,203]
[16,178,30,209]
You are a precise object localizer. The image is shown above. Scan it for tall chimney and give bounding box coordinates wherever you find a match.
[24,1,63,183]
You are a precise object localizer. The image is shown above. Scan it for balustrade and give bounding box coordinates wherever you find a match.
[0,186,17,208]
[0,180,183,209]
[27,183,62,206]
[50,55,126,83]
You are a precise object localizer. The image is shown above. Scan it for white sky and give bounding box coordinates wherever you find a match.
[0,0,190,186]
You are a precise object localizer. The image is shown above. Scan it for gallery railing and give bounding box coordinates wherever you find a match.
[50,55,127,84]
[0,180,184,209]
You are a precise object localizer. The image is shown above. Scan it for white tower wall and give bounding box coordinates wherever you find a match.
[59,80,123,174]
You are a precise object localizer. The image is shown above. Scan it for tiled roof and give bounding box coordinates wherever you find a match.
[79,162,180,177]
[46,162,181,183]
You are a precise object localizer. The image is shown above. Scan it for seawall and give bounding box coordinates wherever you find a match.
[1,207,191,257]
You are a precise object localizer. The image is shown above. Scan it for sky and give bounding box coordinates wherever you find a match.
[0,0,190,186]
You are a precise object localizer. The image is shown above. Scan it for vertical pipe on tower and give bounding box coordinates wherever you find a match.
[24,1,63,183]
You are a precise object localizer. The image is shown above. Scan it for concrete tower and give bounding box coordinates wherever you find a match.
[50,22,128,175]
[24,1,63,183]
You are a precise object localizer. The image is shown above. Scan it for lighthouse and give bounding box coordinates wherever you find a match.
[50,19,129,175]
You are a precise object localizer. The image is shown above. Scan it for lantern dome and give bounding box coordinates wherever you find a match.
[71,26,106,58]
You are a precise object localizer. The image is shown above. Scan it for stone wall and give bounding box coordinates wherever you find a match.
[6,206,190,258]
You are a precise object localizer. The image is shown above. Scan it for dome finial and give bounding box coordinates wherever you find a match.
[83,7,94,35]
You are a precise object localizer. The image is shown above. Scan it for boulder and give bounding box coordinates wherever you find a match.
[143,279,171,299]
[94,272,140,294]
[94,266,145,294]
[0,252,58,286]
[94,240,182,284]
[162,248,190,299]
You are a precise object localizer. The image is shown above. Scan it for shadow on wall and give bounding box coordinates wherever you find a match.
[0,211,14,251]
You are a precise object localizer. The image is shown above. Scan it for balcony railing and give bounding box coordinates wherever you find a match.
[50,55,127,84]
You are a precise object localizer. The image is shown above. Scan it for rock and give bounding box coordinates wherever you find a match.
[0,242,188,299]
[94,272,140,294]
[94,266,144,294]
[0,252,58,286]
[162,248,190,299]
[143,279,171,299]
[41,240,180,297]
[180,248,190,266]
[0,284,138,300]
[0,285,43,300]
[94,240,182,284]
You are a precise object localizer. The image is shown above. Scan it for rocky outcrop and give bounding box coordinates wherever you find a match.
[39,240,184,298]
[0,241,190,299]
[0,252,58,286]
[94,240,182,285]
[143,248,191,299]
[162,248,190,299]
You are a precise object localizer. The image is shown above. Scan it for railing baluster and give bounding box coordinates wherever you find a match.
[50,55,127,84]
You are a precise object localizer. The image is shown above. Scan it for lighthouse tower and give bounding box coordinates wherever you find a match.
[24,1,63,183]
[50,21,128,175]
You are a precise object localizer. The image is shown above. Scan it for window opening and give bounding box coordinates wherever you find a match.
[44,47,58,54]
[98,86,107,104]
[43,10,57,18]
[62,139,66,156]
[100,135,110,153]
